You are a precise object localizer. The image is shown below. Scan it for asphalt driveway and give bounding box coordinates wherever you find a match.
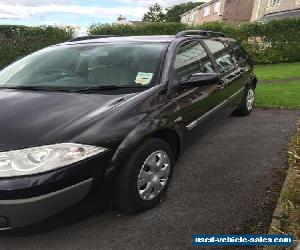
[0,109,299,250]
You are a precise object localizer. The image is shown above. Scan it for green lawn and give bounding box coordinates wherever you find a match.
[255,82,300,108]
[254,62,300,81]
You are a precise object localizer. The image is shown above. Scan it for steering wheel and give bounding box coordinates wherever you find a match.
[45,68,78,78]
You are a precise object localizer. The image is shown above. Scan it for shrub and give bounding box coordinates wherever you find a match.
[241,19,300,63]
[0,25,74,68]
[89,22,187,36]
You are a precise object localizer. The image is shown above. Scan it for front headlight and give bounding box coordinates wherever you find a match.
[0,143,107,178]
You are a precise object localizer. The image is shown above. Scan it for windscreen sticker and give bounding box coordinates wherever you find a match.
[135,72,153,86]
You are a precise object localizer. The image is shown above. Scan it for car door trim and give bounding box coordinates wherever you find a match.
[186,87,244,130]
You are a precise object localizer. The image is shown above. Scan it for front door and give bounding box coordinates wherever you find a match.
[170,40,227,131]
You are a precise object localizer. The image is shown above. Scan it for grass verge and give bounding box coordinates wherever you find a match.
[267,120,300,249]
[255,82,300,109]
[254,62,300,81]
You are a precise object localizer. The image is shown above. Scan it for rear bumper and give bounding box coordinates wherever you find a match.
[0,179,93,230]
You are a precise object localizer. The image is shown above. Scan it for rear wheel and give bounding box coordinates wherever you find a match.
[114,138,174,213]
[234,86,255,116]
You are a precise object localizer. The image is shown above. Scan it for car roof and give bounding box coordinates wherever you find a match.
[58,31,236,47]
[60,35,176,46]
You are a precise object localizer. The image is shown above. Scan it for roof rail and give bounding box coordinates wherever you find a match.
[175,30,227,39]
[69,35,121,42]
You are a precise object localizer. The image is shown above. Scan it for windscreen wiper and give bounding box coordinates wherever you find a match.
[75,85,120,92]
[75,85,146,93]
[0,86,74,92]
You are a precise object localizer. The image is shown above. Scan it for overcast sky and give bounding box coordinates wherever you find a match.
[0,0,206,27]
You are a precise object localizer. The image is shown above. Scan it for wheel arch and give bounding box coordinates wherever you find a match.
[108,123,182,178]
[149,128,181,161]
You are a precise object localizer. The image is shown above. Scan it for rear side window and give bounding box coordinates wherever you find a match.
[204,39,236,74]
[174,41,214,81]
[230,44,249,65]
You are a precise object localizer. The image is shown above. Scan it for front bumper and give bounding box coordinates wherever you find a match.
[0,151,113,229]
[0,179,93,230]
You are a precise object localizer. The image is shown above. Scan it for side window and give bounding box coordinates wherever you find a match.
[174,41,214,81]
[204,39,236,74]
[230,44,248,65]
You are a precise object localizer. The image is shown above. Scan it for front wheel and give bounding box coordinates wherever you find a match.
[233,86,255,116]
[114,138,174,214]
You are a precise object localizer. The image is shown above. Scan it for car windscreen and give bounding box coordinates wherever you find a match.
[0,42,168,91]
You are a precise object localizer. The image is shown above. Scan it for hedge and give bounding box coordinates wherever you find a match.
[89,22,187,36]
[1,19,299,67]
[90,19,300,64]
[0,25,74,68]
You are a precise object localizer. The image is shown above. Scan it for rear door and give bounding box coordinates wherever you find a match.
[171,39,227,130]
[226,42,252,105]
[203,39,246,106]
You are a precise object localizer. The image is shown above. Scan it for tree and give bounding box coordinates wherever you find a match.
[142,3,165,22]
[165,2,204,23]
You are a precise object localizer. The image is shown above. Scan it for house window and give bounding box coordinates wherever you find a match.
[269,0,280,6]
[214,0,221,13]
[203,5,211,17]
[188,12,195,23]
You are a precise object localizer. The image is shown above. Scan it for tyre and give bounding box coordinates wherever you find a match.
[114,137,175,214]
[233,86,255,116]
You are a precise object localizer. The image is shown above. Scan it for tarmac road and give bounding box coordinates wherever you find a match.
[0,108,299,250]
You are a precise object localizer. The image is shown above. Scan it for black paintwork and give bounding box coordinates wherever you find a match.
[0,35,257,201]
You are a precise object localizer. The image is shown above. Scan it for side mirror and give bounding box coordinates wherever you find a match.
[179,73,220,89]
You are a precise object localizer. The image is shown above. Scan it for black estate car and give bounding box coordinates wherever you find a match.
[0,30,257,229]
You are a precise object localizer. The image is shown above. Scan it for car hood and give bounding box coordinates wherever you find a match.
[0,89,135,151]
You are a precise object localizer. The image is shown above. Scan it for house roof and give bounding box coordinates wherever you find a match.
[129,21,144,25]
[260,8,300,21]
